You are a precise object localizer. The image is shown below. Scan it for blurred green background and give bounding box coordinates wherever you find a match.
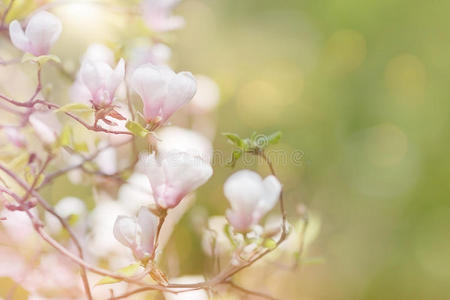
[174,0,450,299]
[2,0,450,299]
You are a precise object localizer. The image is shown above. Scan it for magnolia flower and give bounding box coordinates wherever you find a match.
[131,64,196,124]
[141,0,185,32]
[9,11,62,56]
[70,44,115,104]
[29,111,61,145]
[113,207,158,260]
[141,151,212,209]
[79,58,125,107]
[224,170,281,232]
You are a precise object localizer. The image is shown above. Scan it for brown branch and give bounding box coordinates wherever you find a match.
[227,281,279,300]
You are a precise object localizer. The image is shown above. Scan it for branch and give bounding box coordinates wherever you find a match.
[227,281,279,300]
[0,163,93,300]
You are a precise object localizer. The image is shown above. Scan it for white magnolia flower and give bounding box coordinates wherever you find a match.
[9,11,62,56]
[113,207,159,260]
[131,64,196,124]
[79,58,125,107]
[224,170,281,232]
[140,151,213,209]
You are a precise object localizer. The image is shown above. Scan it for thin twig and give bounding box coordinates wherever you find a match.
[227,281,279,300]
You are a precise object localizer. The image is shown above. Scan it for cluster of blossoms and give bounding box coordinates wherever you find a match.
[0,1,310,300]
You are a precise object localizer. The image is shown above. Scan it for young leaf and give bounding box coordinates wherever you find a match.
[56,103,93,113]
[57,125,72,148]
[268,131,282,145]
[263,238,277,249]
[95,263,141,286]
[126,120,149,137]
[222,132,243,148]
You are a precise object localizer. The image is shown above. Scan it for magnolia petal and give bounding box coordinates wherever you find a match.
[9,20,30,53]
[80,60,102,95]
[130,64,167,121]
[113,215,138,249]
[106,58,125,96]
[137,207,159,255]
[223,170,263,214]
[258,175,282,215]
[25,11,62,56]
[161,152,213,208]
[162,72,196,121]
[226,209,254,233]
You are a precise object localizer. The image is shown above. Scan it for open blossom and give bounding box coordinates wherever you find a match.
[113,207,159,260]
[79,58,125,107]
[70,44,115,104]
[9,11,62,56]
[141,151,212,209]
[131,64,196,124]
[141,0,185,32]
[224,170,281,232]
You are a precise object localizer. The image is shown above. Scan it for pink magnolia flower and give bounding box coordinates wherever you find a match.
[141,151,212,209]
[224,170,281,232]
[79,58,125,108]
[131,64,196,124]
[141,0,185,32]
[9,11,62,56]
[70,44,116,104]
[113,207,158,260]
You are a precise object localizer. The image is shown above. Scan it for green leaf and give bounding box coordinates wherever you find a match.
[57,125,72,147]
[56,103,93,113]
[263,238,277,249]
[226,150,242,168]
[22,53,61,64]
[222,132,244,148]
[73,142,89,153]
[95,263,141,286]
[126,120,149,137]
[267,131,282,145]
